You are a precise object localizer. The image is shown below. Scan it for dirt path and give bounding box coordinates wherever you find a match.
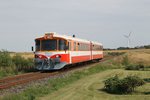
[39,69,150,100]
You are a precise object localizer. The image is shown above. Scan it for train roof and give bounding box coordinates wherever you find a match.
[36,32,103,46]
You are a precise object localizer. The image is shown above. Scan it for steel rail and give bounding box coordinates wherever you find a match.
[0,72,59,89]
[0,72,41,83]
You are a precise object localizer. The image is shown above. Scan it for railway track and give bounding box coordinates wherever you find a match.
[0,56,114,90]
[0,72,59,90]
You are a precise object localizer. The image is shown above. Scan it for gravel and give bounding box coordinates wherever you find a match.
[0,72,69,96]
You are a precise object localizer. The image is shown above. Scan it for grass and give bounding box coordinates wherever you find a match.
[39,70,150,100]
[119,50,150,71]
[10,52,34,59]
[0,50,34,78]
[0,59,119,100]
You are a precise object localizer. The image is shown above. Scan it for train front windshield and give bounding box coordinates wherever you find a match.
[35,39,67,51]
[41,40,57,51]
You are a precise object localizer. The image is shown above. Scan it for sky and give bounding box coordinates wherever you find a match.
[0,0,150,52]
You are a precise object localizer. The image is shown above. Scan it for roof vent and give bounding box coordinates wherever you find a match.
[73,35,75,38]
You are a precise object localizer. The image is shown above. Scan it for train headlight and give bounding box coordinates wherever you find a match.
[39,55,42,59]
[56,55,61,58]
[56,55,59,58]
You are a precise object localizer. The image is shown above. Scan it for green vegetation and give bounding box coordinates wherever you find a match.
[144,78,150,83]
[1,60,118,100]
[121,54,150,71]
[125,64,144,70]
[0,50,13,67]
[38,70,150,100]
[122,55,130,66]
[0,50,34,78]
[12,54,34,71]
[107,52,125,56]
[104,75,145,94]
[116,45,150,50]
[1,49,150,100]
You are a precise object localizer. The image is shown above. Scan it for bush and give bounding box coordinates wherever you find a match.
[12,54,34,71]
[143,78,150,83]
[125,64,145,70]
[0,50,34,77]
[104,75,145,94]
[104,75,120,93]
[0,50,14,67]
[108,52,125,56]
[122,55,130,66]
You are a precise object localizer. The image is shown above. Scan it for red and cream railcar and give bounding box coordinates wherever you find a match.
[34,32,103,70]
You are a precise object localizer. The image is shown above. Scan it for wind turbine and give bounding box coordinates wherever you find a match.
[124,32,132,48]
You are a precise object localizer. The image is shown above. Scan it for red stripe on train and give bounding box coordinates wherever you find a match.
[72,55,91,63]
[59,54,70,63]
[72,54,103,63]
[93,54,103,59]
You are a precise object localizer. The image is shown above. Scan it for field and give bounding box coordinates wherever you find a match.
[105,49,150,66]
[39,49,150,100]
[0,49,150,100]
[10,52,34,59]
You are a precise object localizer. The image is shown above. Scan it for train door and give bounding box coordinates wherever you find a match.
[69,40,74,51]
[68,41,71,51]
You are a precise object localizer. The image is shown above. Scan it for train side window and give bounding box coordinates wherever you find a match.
[79,43,83,51]
[78,43,89,51]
